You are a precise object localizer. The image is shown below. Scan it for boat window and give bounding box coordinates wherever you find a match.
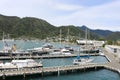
[63,51,69,53]
[54,50,60,52]
[78,60,81,62]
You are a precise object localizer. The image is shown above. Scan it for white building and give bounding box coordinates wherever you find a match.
[76,39,105,47]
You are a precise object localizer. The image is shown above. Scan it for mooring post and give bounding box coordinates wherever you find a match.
[58,67,60,76]
[23,72,26,78]
[84,67,86,72]
[72,69,74,72]
[2,71,5,80]
[95,66,97,70]
[41,67,43,76]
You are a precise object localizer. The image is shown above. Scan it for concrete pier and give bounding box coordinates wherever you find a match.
[103,49,120,74]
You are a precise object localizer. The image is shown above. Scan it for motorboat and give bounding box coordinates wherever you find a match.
[64,46,74,52]
[80,45,99,53]
[27,43,53,55]
[42,43,53,49]
[11,59,42,68]
[49,49,61,55]
[27,47,46,55]
[61,48,72,55]
[0,59,42,69]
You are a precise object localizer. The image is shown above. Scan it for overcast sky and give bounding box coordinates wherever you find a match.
[0,0,120,31]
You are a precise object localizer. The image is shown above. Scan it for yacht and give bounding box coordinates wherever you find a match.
[11,59,42,68]
[0,32,29,56]
[50,49,61,55]
[61,48,72,55]
[73,46,93,65]
[0,59,42,69]
[64,46,74,52]
[73,55,93,65]
[27,43,53,55]
[0,43,29,56]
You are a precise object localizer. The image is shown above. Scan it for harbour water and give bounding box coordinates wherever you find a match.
[40,56,108,67]
[0,40,79,51]
[4,69,120,80]
[0,40,120,80]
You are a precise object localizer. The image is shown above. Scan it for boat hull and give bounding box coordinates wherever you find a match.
[73,58,93,65]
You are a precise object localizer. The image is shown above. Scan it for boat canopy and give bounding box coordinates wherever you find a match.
[83,55,90,59]
[76,55,81,59]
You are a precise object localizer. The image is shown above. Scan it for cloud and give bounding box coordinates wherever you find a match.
[0,0,120,31]
[54,3,84,11]
[49,0,120,31]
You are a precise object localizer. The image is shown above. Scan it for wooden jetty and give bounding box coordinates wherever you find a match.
[0,48,120,79]
[0,63,105,77]
[0,53,99,60]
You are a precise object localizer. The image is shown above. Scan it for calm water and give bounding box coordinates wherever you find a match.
[0,40,79,51]
[0,40,120,80]
[2,56,108,67]
[40,56,108,67]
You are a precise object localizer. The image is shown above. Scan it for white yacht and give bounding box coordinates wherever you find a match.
[27,43,53,54]
[50,49,61,55]
[11,59,42,68]
[73,55,93,65]
[61,48,72,55]
[0,59,42,69]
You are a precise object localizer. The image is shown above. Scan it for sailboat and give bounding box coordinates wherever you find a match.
[73,28,94,65]
[0,32,29,56]
[73,48,93,65]
[79,29,99,53]
[64,27,74,53]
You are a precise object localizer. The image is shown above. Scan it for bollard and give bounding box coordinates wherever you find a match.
[58,67,60,76]
[41,68,43,76]
[95,66,97,70]
[84,67,86,72]
[2,72,5,80]
[23,72,26,78]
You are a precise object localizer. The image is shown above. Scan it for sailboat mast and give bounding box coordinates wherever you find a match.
[88,30,90,40]
[85,28,88,50]
[60,29,62,45]
[2,32,4,42]
[67,27,70,43]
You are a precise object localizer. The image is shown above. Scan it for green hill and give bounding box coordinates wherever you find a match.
[0,14,57,39]
[106,32,120,41]
[0,14,119,41]
[0,14,99,40]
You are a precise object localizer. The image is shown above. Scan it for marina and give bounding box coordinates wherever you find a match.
[0,47,119,79]
[0,40,119,80]
[0,0,120,80]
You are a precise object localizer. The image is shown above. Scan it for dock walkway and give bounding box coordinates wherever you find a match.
[0,63,105,77]
[0,48,120,78]
[103,49,120,74]
[0,53,99,60]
